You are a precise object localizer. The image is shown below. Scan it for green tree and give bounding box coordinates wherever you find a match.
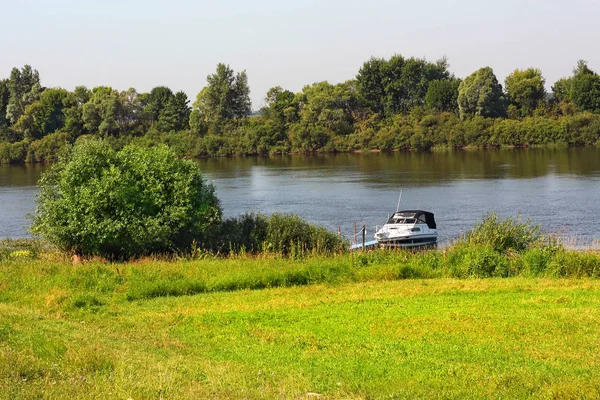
[13,88,69,140]
[505,68,546,118]
[82,86,120,136]
[191,63,251,133]
[145,86,174,124]
[63,86,92,137]
[552,78,572,103]
[294,81,360,136]
[263,86,297,125]
[32,138,221,258]
[6,65,42,124]
[116,88,144,134]
[156,91,190,132]
[357,55,451,115]
[426,79,461,113]
[570,60,600,113]
[81,87,142,136]
[394,56,450,113]
[356,57,387,114]
[0,79,9,128]
[458,67,506,119]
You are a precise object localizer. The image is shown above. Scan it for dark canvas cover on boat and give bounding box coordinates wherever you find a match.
[395,210,437,229]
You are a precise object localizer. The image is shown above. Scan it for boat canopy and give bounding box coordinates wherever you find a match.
[389,210,437,229]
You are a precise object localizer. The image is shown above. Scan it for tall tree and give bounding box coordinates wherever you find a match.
[13,88,69,140]
[63,86,92,137]
[552,78,572,103]
[82,87,121,136]
[356,57,388,115]
[6,65,42,124]
[505,68,546,118]
[171,91,191,130]
[145,86,174,124]
[191,63,252,134]
[458,67,506,119]
[357,55,451,115]
[263,86,296,124]
[0,79,9,128]
[570,60,600,113]
[425,78,461,113]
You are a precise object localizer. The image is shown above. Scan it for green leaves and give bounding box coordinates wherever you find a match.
[31,138,221,258]
[356,55,451,116]
[192,63,251,135]
[505,68,546,118]
[458,67,506,119]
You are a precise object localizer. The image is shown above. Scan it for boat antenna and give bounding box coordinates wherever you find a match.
[396,190,402,213]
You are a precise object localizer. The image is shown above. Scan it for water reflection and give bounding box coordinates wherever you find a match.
[198,147,600,183]
[2,148,600,242]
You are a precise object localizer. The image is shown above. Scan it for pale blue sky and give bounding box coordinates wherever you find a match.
[2,0,598,108]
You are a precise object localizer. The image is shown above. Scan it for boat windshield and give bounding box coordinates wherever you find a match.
[387,217,416,224]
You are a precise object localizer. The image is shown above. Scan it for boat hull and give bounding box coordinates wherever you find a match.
[376,235,437,248]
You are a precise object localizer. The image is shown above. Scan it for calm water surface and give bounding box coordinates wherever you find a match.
[1,148,600,245]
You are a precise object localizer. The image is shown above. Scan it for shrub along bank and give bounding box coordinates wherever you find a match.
[3,213,599,302]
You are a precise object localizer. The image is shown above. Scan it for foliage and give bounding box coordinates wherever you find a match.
[5,65,42,124]
[191,63,251,134]
[2,59,600,164]
[31,139,221,258]
[462,212,542,253]
[209,212,344,256]
[505,68,546,118]
[570,60,600,113]
[458,67,506,119]
[356,55,451,115]
[264,213,344,255]
[13,88,70,140]
[425,79,460,113]
[26,131,70,163]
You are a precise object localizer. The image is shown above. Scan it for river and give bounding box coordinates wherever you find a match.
[1,147,600,246]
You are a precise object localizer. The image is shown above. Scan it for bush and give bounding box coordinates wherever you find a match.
[265,213,344,256]
[26,131,70,163]
[209,212,269,253]
[31,138,221,258]
[208,212,344,256]
[464,213,542,253]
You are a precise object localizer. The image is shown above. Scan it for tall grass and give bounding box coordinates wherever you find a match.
[1,214,598,305]
[2,246,599,306]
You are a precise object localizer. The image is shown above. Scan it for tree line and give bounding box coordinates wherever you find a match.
[1,56,600,163]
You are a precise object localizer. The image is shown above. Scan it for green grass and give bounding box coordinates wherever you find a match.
[1,251,600,399]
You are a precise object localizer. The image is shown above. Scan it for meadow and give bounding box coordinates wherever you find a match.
[1,245,600,399]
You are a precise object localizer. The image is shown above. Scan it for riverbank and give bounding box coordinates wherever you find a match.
[1,249,600,398]
[2,112,600,164]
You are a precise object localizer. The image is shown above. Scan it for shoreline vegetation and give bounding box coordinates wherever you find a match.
[2,235,600,398]
[2,57,600,164]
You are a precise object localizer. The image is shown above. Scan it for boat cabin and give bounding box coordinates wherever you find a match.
[386,210,436,229]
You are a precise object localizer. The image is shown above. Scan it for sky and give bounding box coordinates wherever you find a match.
[1,0,599,109]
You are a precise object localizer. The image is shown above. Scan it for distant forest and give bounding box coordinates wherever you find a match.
[1,56,600,163]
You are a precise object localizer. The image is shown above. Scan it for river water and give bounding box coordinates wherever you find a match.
[1,148,600,245]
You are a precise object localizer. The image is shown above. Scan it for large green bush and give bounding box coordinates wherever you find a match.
[31,138,221,258]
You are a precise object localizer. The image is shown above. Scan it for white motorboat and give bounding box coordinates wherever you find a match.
[374,209,438,248]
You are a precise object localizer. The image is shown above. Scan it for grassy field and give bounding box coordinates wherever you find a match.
[1,252,600,399]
